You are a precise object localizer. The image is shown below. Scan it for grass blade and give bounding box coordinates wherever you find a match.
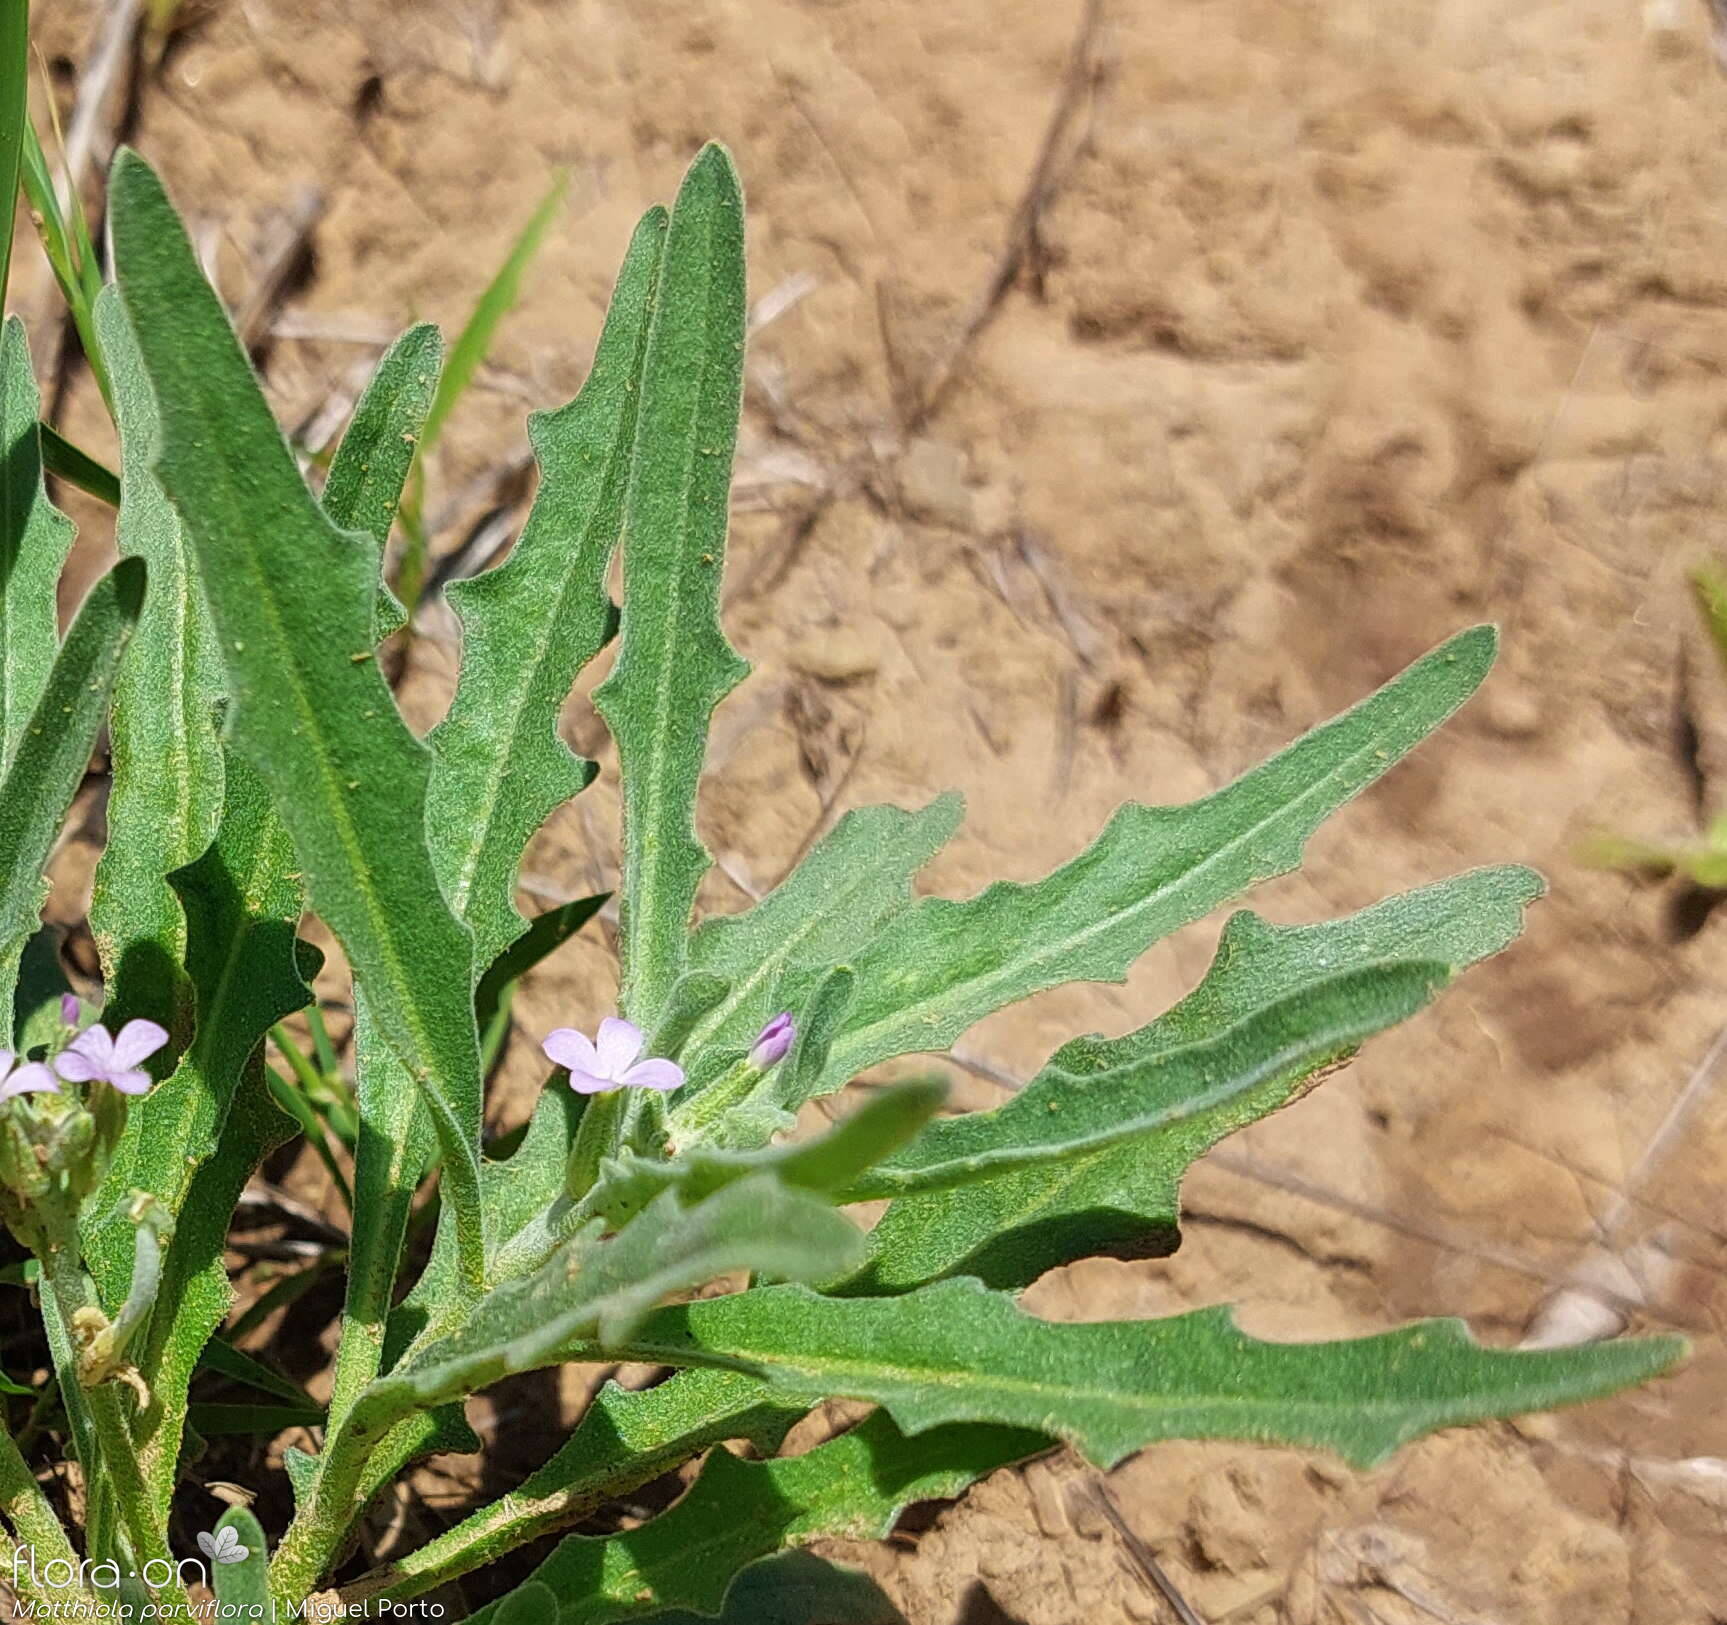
[0,4,26,315]
[421,172,567,451]
[40,423,119,506]
[397,172,568,618]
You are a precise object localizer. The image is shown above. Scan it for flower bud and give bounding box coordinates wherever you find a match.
[59,994,79,1029]
[748,1013,795,1071]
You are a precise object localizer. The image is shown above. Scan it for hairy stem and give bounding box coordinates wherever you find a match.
[267,1389,408,1610]
[37,1216,189,1615]
[0,1422,98,1613]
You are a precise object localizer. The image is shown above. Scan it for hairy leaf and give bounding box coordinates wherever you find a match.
[110,149,487,1285]
[90,750,311,1300]
[88,752,307,1507]
[597,1079,946,1229]
[354,1369,802,1609]
[493,1584,559,1625]
[0,562,144,1031]
[679,796,962,1088]
[132,1059,293,1509]
[622,1279,1683,1470]
[430,209,665,967]
[629,1552,907,1625]
[371,1179,861,1418]
[818,628,1500,1096]
[320,321,442,638]
[593,145,749,1031]
[854,867,1541,1292]
[88,287,226,1042]
[210,1507,270,1613]
[0,316,75,776]
[470,1410,1041,1625]
[841,962,1449,1201]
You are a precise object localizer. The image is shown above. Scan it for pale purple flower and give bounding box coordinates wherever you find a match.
[53,1020,169,1096]
[59,994,79,1029]
[748,1012,795,1070]
[542,1017,684,1096]
[0,1051,57,1101]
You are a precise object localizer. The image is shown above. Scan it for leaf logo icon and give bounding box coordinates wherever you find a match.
[197,1527,250,1565]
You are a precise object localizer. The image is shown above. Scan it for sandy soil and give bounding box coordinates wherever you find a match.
[24,1,1727,1620]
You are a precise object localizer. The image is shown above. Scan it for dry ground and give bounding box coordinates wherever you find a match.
[23,1,1727,1620]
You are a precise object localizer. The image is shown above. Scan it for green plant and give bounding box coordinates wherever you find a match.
[0,129,1679,1623]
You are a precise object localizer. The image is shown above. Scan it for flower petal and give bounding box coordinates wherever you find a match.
[109,1018,170,1070]
[542,1028,599,1075]
[106,1068,153,1097]
[594,1017,645,1080]
[67,1023,116,1070]
[566,1067,622,1096]
[620,1058,685,1093]
[53,1048,100,1084]
[2,1062,59,1099]
[0,1051,14,1081]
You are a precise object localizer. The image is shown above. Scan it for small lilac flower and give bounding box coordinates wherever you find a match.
[542,1017,685,1096]
[59,994,79,1029]
[748,1013,795,1070]
[53,1020,169,1096]
[0,1051,57,1101]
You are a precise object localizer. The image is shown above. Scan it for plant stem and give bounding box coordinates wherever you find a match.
[36,1215,190,1615]
[0,1421,97,1612]
[326,992,433,1434]
[267,1390,405,1611]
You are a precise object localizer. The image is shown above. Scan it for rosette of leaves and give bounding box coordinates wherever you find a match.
[0,133,1677,1625]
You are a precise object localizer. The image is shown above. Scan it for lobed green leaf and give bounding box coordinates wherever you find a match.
[678,796,962,1090]
[593,144,750,1032]
[852,866,1541,1293]
[87,288,226,1045]
[110,148,488,1285]
[816,627,1501,1098]
[320,321,443,639]
[621,1279,1684,1470]
[0,562,144,1031]
[372,1178,862,1418]
[0,316,76,777]
[469,1410,1041,1625]
[429,206,666,968]
[841,961,1449,1202]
